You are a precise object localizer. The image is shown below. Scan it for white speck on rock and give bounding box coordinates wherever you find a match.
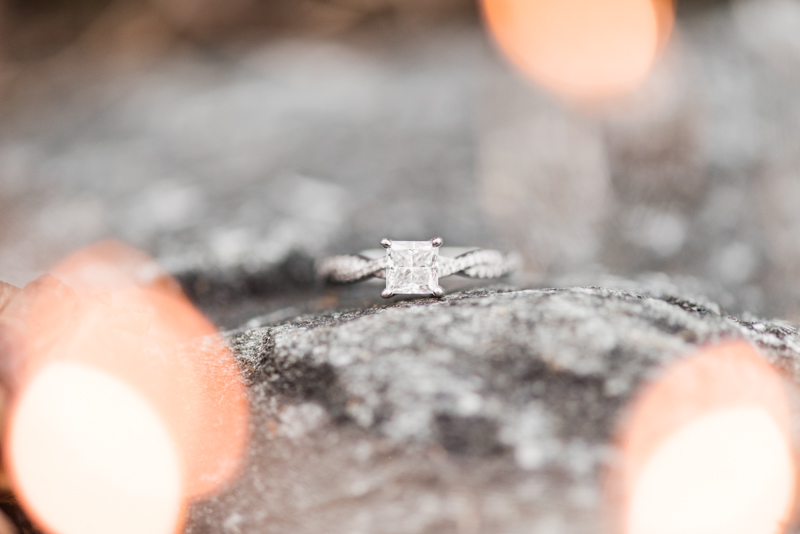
[624,208,687,257]
[223,512,245,533]
[278,403,328,440]
[712,242,758,284]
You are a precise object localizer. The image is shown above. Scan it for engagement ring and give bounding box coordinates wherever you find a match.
[317,238,520,298]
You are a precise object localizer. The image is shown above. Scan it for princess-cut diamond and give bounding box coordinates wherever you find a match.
[385,240,440,295]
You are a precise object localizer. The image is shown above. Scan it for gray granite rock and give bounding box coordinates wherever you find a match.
[185,286,800,534]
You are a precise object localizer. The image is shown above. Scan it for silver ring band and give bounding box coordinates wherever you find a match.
[316,238,520,298]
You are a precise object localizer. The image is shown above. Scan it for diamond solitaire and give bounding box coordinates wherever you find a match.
[381,238,444,298]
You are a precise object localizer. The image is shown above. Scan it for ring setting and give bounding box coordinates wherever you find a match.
[317,237,519,298]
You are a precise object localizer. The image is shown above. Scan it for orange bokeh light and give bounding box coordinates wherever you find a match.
[3,242,249,534]
[610,341,796,534]
[9,363,185,534]
[481,0,675,102]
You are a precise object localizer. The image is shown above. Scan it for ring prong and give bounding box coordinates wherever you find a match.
[381,238,392,249]
[432,286,445,298]
[431,237,443,248]
[381,288,394,299]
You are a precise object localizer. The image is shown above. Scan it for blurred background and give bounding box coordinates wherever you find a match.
[0,0,799,325]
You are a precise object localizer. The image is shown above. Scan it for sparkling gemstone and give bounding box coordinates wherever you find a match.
[385,241,439,295]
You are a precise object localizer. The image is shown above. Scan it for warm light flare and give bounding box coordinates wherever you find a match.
[630,408,793,534]
[2,241,249,534]
[481,0,674,102]
[8,363,183,534]
[610,341,796,534]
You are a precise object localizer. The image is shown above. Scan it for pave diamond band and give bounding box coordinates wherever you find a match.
[317,238,520,298]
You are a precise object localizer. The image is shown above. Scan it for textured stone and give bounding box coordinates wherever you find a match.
[185,286,800,534]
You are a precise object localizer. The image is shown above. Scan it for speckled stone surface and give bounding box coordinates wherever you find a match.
[185,286,800,534]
